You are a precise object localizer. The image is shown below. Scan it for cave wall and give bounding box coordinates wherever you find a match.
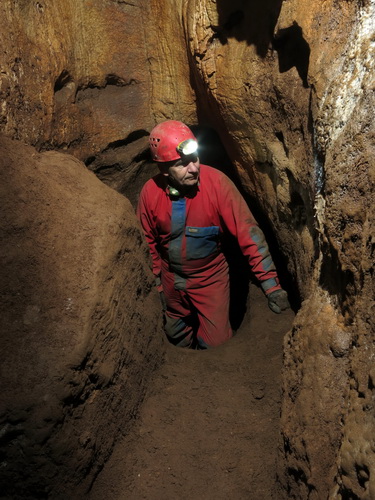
[145,0,374,497]
[0,135,165,497]
[0,1,175,496]
[179,0,374,498]
[1,0,157,160]
[0,0,374,498]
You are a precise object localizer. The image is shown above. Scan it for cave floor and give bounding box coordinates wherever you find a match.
[88,284,294,500]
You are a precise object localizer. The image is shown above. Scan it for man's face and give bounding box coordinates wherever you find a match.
[162,154,200,191]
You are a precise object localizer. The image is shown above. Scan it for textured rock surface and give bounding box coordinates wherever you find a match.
[0,0,155,160]
[180,1,374,497]
[0,0,374,498]
[0,136,164,497]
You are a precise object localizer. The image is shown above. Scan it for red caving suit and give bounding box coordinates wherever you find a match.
[137,164,281,349]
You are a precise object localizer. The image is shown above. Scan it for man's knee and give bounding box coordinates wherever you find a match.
[164,315,193,348]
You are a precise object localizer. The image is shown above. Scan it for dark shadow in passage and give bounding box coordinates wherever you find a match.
[319,241,356,326]
[272,22,310,88]
[213,0,284,57]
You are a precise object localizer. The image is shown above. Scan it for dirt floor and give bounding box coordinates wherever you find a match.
[88,283,294,500]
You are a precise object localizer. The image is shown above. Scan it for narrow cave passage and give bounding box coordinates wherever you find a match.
[87,128,296,499]
[88,284,294,500]
[1,0,372,497]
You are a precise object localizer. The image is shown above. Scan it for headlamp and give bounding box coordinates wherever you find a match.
[176,139,198,157]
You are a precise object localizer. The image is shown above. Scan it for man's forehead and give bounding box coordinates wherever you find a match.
[171,155,199,167]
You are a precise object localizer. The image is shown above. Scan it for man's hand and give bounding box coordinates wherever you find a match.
[267,289,290,314]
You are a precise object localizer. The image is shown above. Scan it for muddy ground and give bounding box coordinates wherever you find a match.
[88,283,294,500]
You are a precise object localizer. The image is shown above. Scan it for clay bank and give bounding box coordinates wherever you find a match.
[0,1,374,499]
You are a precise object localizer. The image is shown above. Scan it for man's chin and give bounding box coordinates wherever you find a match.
[177,179,199,194]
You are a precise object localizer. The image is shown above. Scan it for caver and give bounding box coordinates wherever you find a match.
[137,120,290,348]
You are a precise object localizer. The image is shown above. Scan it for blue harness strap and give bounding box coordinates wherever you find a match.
[169,198,187,290]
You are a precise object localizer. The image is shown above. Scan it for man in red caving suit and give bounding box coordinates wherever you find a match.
[137,120,290,349]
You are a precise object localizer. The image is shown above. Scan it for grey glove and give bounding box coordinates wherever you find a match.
[267,289,290,314]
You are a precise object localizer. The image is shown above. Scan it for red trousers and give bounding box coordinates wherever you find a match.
[161,258,233,348]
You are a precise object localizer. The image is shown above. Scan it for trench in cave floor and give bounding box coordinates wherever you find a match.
[88,284,295,500]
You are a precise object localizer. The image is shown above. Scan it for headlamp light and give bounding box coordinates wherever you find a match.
[176,139,198,157]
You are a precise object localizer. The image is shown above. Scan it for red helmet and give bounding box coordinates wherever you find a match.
[149,120,197,162]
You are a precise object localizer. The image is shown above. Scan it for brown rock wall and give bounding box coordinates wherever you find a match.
[279,294,351,498]
[184,0,314,296]
[0,0,154,160]
[0,136,164,497]
[320,68,374,498]
[146,0,197,125]
[180,0,374,497]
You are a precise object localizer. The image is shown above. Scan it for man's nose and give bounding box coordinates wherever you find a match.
[187,162,199,172]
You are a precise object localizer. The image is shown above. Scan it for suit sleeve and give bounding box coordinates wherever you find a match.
[136,186,163,290]
[217,174,282,295]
